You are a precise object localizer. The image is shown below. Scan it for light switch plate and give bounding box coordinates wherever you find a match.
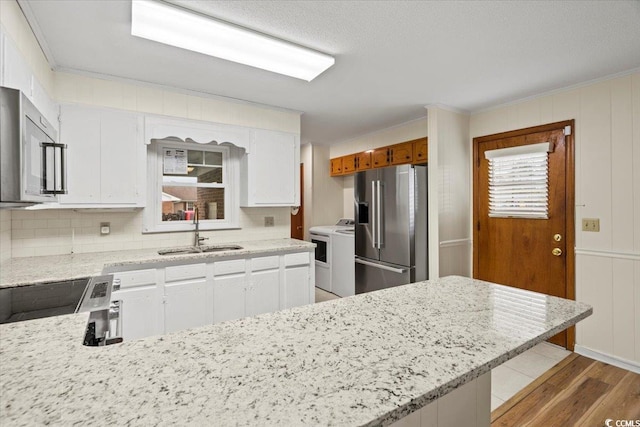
[264,216,274,227]
[582,218,600,232]
[100,222,111,235]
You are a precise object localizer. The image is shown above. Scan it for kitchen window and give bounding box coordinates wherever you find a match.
[143,139,241,233]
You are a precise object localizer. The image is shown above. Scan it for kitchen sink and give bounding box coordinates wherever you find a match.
[157,245,243,255]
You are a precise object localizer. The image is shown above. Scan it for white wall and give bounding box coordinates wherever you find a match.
[470,72,640,365]
[330,117,428,157]
[329,117,428,218]
[0,211,11,262]
[1,0,299,258]
[54,72,299,134]
[426,107,471,278]
[310,145,344,227]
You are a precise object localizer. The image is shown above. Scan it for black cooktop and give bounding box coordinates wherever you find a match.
[0,278,90,324]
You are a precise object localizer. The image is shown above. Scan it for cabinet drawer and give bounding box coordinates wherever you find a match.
[284,252,310,267]
[113,269,156,289]
[214,259,246,276]
[251,256,280,271]
[165,263,206,282]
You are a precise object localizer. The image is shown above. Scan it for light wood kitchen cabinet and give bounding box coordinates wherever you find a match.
[341,154,357,174]
[59,105,144,206]
[329,137,428,176]
[356,152,372,171]
[371,147,390,168]
[413,137,428,164]
[389,141,413,165]
[330,157,343,176]
[241,129,300,207]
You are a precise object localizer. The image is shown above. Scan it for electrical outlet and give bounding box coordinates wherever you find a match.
[264,216,274,227]
[100,222,111,235]
[582,218,600,232]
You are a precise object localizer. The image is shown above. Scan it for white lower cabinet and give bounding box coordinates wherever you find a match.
[283,252,313,309]
[212,257,280,322]
[111,286,162,341]
[164,264,207,334]
[212,273,246,323]
[111,269,162,341]
[164,280,208,334]
[109,250,313,341]
[284,266,310,308]
[246,269,280,317]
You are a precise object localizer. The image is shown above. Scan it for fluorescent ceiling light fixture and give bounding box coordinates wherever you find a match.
[131,0,335,81]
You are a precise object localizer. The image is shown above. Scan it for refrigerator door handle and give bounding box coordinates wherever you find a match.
[355,257,407,274]
[376,180,383,248]
[371,180,376,249]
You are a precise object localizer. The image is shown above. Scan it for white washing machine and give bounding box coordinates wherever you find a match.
[309,219,355,297]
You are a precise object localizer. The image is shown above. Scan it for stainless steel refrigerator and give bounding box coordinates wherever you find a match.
[354,164,427,293]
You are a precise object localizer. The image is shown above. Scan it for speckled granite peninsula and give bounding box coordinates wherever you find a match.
[0,276,591,426]
[0,238,314,288]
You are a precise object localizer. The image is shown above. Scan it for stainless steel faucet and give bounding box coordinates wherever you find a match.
[193,207,208,248]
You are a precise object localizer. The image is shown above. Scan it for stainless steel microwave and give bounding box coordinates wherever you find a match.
[0,87,67,207]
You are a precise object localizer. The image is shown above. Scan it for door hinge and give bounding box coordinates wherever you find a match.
[564,125,572,136]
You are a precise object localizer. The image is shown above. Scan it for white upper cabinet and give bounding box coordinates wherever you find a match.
[59,105,145,206]
[1,33,32,101]
[1,31,58,130]
[240,129,300,207]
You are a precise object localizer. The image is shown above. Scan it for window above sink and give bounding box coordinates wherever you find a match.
[143,139,242,233]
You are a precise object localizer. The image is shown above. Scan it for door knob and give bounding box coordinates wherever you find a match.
[296,226,302,230]
[552,248,562,256]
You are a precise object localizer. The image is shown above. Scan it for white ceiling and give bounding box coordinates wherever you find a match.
[21,0,640,145]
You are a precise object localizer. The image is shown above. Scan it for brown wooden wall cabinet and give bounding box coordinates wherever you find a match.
[330,137,427,177]
[330,157,343,175]
[371,147,390,168]
[413,138,428,163]
[342,154,357,174]
[390,141,413,165]
[356,152,371,171]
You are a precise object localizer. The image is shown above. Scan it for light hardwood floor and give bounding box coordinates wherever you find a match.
[491,353,640,426]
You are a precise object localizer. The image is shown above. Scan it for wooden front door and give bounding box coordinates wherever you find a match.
[290,164,304,240]
[473,120,575,349]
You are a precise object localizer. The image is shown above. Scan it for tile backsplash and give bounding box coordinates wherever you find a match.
[8,207,291,258]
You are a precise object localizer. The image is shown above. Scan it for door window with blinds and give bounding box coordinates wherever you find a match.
[484,142,553,219]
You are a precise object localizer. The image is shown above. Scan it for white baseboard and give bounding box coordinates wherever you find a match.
[574,345,640,374]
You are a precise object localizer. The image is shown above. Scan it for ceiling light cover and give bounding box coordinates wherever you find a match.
[131,0,335,81]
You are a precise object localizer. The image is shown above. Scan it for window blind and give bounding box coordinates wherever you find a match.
[485,142,553,219]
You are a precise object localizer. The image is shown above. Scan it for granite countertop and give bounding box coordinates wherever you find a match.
[0,238,314,289]
[0,276,592,426]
